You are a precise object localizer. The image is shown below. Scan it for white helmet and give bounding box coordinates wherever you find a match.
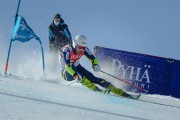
[73,34,88,48]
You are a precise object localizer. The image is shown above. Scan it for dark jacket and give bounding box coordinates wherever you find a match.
[49,18,72,49]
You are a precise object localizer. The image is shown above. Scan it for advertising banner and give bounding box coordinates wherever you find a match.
[94,46,180,98]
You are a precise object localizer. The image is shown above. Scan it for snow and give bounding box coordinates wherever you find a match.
[0,75,180,120]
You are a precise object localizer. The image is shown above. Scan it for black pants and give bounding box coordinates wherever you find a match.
[63,64,110,88]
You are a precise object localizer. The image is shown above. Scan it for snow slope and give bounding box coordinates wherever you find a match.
[0,75,180,120]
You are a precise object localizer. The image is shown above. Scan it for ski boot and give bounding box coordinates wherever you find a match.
[80,77,111,94]
[108,84,124,96]
[108,84,140,100]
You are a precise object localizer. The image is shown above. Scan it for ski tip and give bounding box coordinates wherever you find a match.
[130,94,141,100]
[136,94,141,100]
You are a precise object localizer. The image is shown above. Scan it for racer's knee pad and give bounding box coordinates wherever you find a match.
[81,77,98,91]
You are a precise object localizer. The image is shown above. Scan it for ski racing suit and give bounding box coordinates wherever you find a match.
[60,45,126,95]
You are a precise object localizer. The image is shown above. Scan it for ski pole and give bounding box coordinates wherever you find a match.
[100,70,148,93]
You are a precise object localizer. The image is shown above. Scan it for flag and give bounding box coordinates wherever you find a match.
[12,15,40,42]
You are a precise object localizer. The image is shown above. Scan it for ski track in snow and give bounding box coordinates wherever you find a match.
[0,74,180,120]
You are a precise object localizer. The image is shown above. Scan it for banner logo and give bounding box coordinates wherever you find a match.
[111,59,151,89]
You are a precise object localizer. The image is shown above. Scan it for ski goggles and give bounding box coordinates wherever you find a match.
[54,18,60,21]
[77,46,86,50]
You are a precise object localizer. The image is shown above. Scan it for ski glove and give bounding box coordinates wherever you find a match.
[92,64,100,72]
[73,73,79,79]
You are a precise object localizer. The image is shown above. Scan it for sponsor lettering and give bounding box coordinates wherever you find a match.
[111,59,151,90]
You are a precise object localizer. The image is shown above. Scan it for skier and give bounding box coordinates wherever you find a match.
[48,13,72,74]
[60,34,140,99]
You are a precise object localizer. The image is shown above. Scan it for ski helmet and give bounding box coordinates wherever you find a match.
[73,35,88,48]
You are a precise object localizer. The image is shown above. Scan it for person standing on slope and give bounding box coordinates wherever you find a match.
[48,14,72,74]
[60,34,139,99]
[49,13,72,52]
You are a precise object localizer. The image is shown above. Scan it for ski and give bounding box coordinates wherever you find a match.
[107,91,141,100]
[128,94,141,100]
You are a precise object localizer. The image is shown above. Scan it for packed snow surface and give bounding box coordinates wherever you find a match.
[0,75,180,120]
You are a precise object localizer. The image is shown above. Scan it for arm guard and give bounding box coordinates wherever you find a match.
[65,64,76,76]
[92,58,99,65]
